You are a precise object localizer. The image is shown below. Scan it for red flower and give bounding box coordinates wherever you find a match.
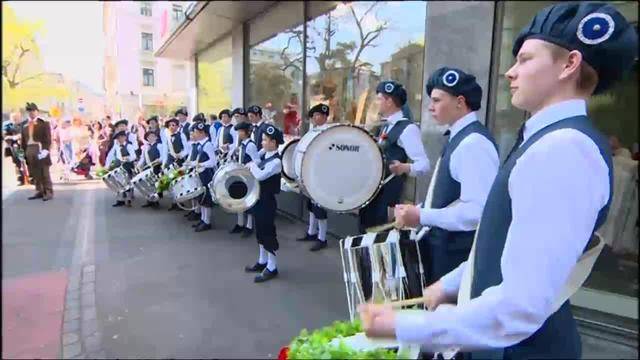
[278,346,289,360]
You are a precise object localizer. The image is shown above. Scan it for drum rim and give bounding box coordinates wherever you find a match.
[297,123,388,213]
[281,137,300,181]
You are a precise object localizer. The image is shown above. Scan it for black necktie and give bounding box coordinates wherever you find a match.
[505,124,526,162]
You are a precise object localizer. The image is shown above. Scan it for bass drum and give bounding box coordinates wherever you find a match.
[294,124,384,213]
[279,137,300,183]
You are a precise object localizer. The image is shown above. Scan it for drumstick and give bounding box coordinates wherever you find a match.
[387,297,424,308]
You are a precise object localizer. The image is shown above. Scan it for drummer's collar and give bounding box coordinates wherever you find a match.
[447,112,477,140]
[265,150,278,158]
[385,110,405,125]
[195,138,208,145]
[242,138,252,144]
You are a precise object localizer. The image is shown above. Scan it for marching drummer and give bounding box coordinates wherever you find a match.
[244,124,284,283]
[296,103,331,252]
[175,108,191,144]
[247,105,269,152]
[395,67,499,286]
[137,130,166,208]
[231,107,248,126]
[358,81,430,233]
[113,119,139,152]
[163,117,190,211]
[229,121,260,237]
[360,3,637,359]
[184,122,204,223]
[189,122,217,232]
[106,130,138,207]
[215,109,238,157]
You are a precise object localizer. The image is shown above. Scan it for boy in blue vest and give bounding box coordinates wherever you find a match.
[244,124,284,283]
[396,67,500,287]
[163,118,190,211]
[359,3,637,359]
[230,121,260,237]
[106,130,138,207]
[137,131,165,208]
[358,81,430,234]
[189,122,217,232]
[296,103,331,252]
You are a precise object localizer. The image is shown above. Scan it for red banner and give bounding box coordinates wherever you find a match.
[160,8,168,38]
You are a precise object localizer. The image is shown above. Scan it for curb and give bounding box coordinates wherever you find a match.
[61,264,105,359]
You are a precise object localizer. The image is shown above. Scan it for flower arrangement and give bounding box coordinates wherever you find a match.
[283,319,402,360]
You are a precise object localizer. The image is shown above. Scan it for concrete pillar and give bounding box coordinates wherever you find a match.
[231,24,245,109]
[416,1,496,202]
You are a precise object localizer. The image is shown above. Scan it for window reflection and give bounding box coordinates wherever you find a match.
[197,36,233,115]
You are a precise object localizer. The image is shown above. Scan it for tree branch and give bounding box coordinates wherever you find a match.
[14,72,44,87]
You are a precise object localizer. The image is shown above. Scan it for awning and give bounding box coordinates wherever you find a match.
[155,1,277,60]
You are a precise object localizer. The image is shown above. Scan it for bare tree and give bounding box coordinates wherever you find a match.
[2,42,44,89]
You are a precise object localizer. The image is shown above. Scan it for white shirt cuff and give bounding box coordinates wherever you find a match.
[395,310,431,344]
[419,208,434,227]
[440,270,461,298]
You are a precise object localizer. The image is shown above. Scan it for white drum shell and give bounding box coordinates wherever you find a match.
[293,124,384,212]
[279,138,300,182]
[171,172,205,203]
[102,167,132,194]
[132,168,160,201]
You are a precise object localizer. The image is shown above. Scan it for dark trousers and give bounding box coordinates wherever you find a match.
[25,144,53,196]
[255,194,278,253]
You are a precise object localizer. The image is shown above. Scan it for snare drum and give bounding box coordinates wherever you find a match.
[171,171,205,204]
[294,124,385,213]
[279,137,300,183]
[102,167,132,194]
[131,167,160,201]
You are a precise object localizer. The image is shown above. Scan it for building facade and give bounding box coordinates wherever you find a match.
[157,1,638,354]
[103,1,196,122]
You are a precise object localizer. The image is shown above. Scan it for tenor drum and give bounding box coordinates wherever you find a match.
[102,167,132,194]
[294,124,384,212]
[171,171,205,204]
[209,162,260,213]
[132,168,160,201]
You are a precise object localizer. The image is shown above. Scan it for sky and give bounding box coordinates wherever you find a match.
[8,1,105,94]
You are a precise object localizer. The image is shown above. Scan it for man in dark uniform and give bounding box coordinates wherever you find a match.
[21,102,54,201]
[247,105,269,152]
[395,67,500,288]
[360,4,637,360]
[358,81,430,233]
[296,103,331,251]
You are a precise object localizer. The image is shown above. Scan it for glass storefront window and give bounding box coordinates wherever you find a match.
[493,1,639,310]
[248,2,304,140]
[196,36,232,116]
[305,2,426,131]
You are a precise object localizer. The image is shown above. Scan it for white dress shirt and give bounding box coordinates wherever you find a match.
[209,124,218,147]
[395,99,611,352]
[106,142,138,165]
[137,142,166,168]
[248,150,282,181]
[240,138,260,163]
[194,139,217,169]
[420,112,499,231]
[381,111,430,176]
[162,131,190,166]
[126,132,139,151]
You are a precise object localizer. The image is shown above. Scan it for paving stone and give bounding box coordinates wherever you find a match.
[84,332,102,353]
[64,308,80,321]
[63,342,82,359]
[82,307,97,321]
[63,319,81,333]
[63,332,79,346]
[82,271,95,283]
[81,319,98,337]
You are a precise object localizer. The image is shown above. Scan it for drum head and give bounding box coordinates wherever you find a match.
[299,124,383,212]
[280,138,300,181]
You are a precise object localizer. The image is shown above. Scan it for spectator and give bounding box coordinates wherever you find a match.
[609,135,632,158]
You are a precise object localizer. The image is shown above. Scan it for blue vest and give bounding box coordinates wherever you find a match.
[253,122,268,151]
[146,142,161,163]
[257,153,281,197]
[170,133,184,154]
[195,141,214,183]
[240,140,255,165]
[219,124,233,146]
[189,143,200,162]
[180,121,191,140]
[428,121,498,252]
[378,120,412,204]
[470,116,613,359]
